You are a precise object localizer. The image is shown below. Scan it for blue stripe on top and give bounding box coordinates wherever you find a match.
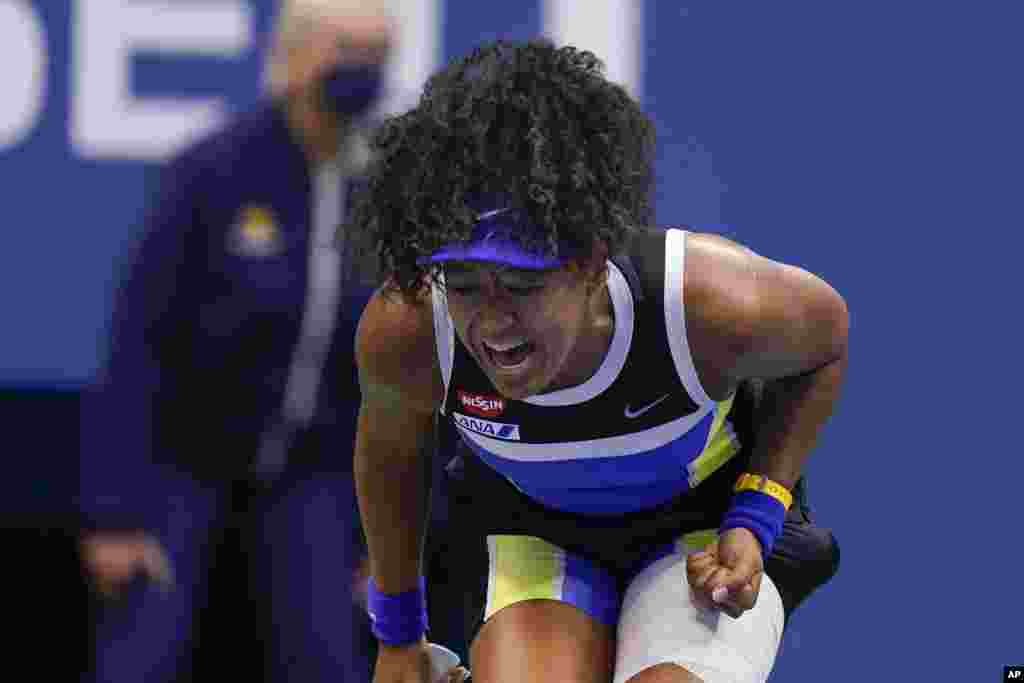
[458,411,715,515]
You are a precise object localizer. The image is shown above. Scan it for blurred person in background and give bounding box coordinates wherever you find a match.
[79,1,398,680]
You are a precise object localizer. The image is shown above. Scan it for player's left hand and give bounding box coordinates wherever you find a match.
[686,527,763,619]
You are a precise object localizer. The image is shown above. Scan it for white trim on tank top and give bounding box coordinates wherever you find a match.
[663,229,713,406]
[523,260,634,406]
[431,260,635,409]
[431,271,455,414]
[456,401,714,461]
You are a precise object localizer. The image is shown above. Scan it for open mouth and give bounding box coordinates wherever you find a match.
[482,340,536,370]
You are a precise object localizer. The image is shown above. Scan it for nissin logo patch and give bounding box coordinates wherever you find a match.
[452,412,520,441]
[456,391,505,418]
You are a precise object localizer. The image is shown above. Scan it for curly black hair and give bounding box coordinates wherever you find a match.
[349,38,656,299]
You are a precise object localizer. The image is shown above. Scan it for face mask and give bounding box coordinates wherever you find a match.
[321,63,384,118]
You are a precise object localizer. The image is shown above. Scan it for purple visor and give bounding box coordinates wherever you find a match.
[419,206,568,270]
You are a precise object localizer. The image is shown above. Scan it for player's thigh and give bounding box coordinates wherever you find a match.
[472,599,615,683]
[467,535,618,683]
[614,537,784,683]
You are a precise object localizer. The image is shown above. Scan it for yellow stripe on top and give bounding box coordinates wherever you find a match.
[687,393,742,487]
[485,536,566,621]
[707,392,735,441]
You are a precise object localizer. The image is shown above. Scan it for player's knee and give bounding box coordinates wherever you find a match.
[472,600,615,683]
[623,663,704,683]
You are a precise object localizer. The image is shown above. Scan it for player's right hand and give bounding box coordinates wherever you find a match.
[373,639,470,683]
[80,531,174,599]
[686,527,763,619]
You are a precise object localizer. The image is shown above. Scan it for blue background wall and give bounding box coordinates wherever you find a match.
[3,1,1022,679]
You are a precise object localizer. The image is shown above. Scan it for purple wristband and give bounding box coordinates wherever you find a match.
[366,576,429,646]
[719,489,787,557]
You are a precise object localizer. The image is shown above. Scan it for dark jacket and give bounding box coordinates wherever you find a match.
[81,99,374,529]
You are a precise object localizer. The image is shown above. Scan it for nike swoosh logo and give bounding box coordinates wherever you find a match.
[624,394,670,419]
[477,208,513,221]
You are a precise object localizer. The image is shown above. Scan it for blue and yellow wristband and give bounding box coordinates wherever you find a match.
[719,473,793,557]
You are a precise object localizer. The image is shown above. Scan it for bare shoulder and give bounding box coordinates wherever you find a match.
[683,232,760,353]
[683,231,848,389]
[356,282,444,413]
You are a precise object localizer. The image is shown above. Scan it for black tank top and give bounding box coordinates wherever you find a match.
[431,228,743,516]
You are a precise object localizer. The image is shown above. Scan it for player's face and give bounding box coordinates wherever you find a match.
[443,262,593,400]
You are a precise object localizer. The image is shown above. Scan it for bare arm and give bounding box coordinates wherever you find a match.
[686,232,849,490]
[353,286,445,596]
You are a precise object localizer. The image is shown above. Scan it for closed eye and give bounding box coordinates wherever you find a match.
[503,285,544,296]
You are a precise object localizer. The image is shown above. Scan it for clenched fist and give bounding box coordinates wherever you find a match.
[686,526,764,619]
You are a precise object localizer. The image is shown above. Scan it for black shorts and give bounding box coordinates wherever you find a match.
[435,446,838,647]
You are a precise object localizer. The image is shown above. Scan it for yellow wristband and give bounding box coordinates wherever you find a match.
[734,473,793,511]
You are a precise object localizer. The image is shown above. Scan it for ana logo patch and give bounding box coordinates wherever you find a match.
[456,390,505,418]
[227,205,284,258]
[452,412,520,441]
